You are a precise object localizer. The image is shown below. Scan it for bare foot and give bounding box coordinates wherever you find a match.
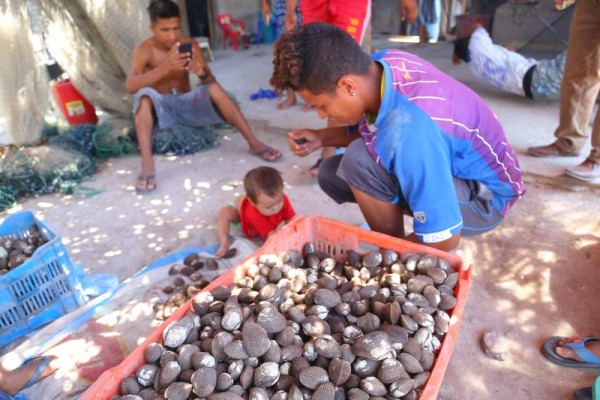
[135,171,156,193]
[0,356,58,396]
[249,144,282,162]
[555,337,600,362]
[278,95,297,110]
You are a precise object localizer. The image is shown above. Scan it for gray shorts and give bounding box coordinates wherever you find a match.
[318,139,504,237]
[132,85,224,130]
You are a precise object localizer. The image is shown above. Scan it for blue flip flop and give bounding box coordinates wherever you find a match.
[543,336,600,369]
[0,356,54,400]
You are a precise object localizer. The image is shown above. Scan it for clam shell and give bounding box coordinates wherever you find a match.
[239,365,254,389]
[400,315,419,333]
[257,307,287,333]
[401,301,419,316]
[360,377,387,396]
[402,338,422,360]
[352,331,392,361]
[263,340,282,363]
[416,254,438,272]
[287,307,306,324]
[222,308,243,331]
[242,321,272,357]
[379,325,409,350]
[413,312,434,328]
[434,314,450,335]
[158,361,181,389]
[164,382,192,400]
[407,275,434,294]
[356,313,380,334]
[285,250,304,268]
[191,351,216,369]
[254,362,280,387]
[352,358,381,378]
[136,364,159,387]
[426,267,447,285]
[228,359,244,381]
[383,302,401,325]
[290,357,311,380]
[347,388,369,400]
[211,331,234,362]
[144,343,164,364]
[281,344,304,361]
[249,387,269,400]
[406,292,430,307]
[319,258,337,273]
[389,378,414,397]
[274,374,296,391]
[328,358,352,386]
[377,358,407,384]
[444,272,459,289]
[120,376,140,395]
[302,315,332,337]
[216,372,234,391]
[438,293,458,311]
[420,348,435,371]
[299,366,330,390]
[398,353,424,374]
[191,367,217,397]
[224,340,249,360]
[313,289,342,308]
[313,382,336,400]
[315,335,342,359]
[362,251,383,268]
[208,392,243,400]
[381,249,399,267]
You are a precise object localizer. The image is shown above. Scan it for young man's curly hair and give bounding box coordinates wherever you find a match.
[270,22,372,95]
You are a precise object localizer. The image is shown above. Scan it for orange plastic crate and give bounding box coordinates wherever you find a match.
[81,216,471,400]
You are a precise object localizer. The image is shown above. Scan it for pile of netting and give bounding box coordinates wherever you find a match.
[0,121,226,212]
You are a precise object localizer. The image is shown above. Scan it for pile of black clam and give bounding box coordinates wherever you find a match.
[114,244,459,400]
[0,226,48,275]
[155,249,237,321]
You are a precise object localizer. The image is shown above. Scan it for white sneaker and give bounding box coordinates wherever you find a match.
[565,160,600,181]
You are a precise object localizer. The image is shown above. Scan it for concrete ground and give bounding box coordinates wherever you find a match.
[1,38,599,399]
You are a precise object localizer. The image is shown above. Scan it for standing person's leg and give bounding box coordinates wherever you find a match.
[566,102,600,180]
[528,0,600,158]
[306,0,371,177]
[207,82,281,161]
[134,96,157,193]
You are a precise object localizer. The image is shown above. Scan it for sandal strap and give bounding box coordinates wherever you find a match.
[564,338,600,365]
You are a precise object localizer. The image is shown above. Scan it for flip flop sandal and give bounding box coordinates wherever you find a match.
[135,174,156,194]
[0,356,56,399]
[542,336,600,368]
[250,147,281,162]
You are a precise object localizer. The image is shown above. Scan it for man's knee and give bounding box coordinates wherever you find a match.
[134,96,154,121]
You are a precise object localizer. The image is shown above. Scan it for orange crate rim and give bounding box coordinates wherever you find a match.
[81,215,472,400]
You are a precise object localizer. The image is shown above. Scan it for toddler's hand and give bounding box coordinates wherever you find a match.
[216,241,231,258]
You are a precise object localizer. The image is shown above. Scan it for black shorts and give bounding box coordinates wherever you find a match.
[318,139,504,237]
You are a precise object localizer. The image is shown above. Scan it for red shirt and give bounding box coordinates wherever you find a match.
[239,194,296,238]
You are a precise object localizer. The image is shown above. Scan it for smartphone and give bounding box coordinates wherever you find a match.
[294,138,308,144]
[178,42,192,55]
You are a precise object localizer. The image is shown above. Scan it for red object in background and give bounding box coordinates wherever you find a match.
[215,13,249,51]
[51,78,98,125]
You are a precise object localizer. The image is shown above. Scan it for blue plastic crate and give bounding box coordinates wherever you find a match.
[0,210,87,347]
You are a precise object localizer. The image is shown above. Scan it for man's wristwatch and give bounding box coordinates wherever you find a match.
[198,71,209,80]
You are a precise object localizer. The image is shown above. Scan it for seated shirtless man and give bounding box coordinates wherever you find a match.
[126,0,281,193]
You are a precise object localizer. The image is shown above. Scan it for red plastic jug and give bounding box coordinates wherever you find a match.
[51,79,98,125]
